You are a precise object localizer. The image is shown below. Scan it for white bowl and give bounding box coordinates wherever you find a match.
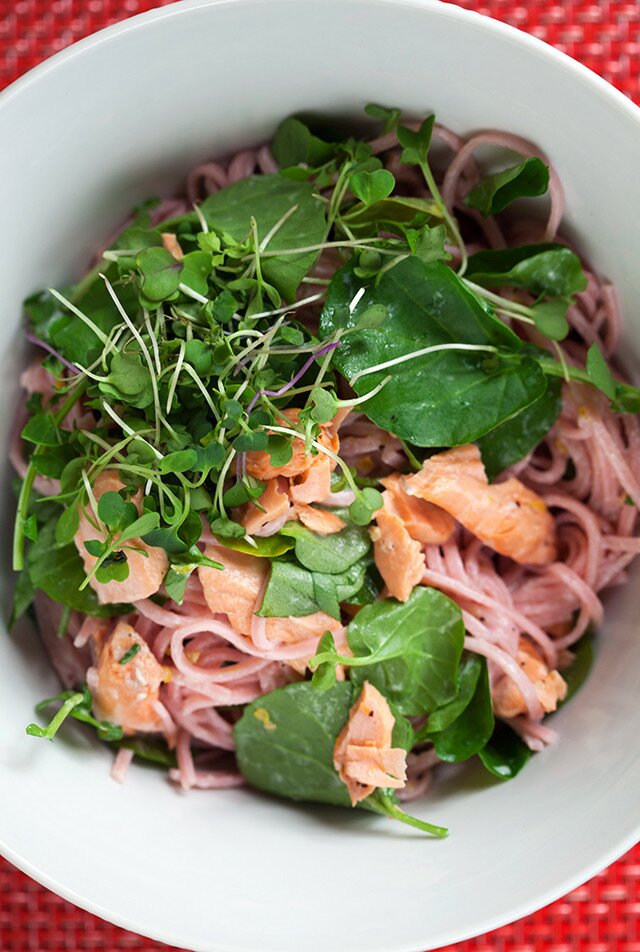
[1,2,640,950]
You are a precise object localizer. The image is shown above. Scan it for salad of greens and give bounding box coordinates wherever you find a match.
[13,106,636,835]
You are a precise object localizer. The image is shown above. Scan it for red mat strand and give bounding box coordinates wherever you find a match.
[1,1,639,949]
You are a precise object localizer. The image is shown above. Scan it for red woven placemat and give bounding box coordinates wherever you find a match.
[1,2,639,950]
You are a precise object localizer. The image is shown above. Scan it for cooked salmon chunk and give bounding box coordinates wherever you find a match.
[380,473,455,544]
[74,471,168,604]
[245,408,339,481]
[91,622,169,734]
[493,639,568,718]
[334,681,407,806]
[294,504,346,535]
[241,478,290,535]
[370,507,424,602]
[405,444,556,565]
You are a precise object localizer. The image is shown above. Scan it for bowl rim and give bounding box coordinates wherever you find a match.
[2,1,640,949]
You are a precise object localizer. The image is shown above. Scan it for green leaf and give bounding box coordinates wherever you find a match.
[530,300,570,341]
[32,444,77,479]
[97,491,136,531]
[201,175,326,301]
[101,352,154,408]
[183,339,215,376]
[406,224,450,264]
[349,169,395,206]
[310,631,339,690]
[464,157,549,216]
[158,449,198,474]
[234,681,354,807]
[465,244,587,299]
[424,655,494,762]
[192,441,225,474]
[23,515,38,543]
[344,588,465,716]
[222,477,266,509]
[28,684,123,742]
[55,503,80,545]
[206,289,238,325]
[478,721,532,779]
[364,102,401,134]
[117,511,160,543]
[477,375,562,479]
[22,413,59,446]
[180,250,212,297]
[586,343,616,400]
[164,566,193,604]
[279,520,371,574]
[397,116,435,165]
[272,117,336,168]
[110,735,177,769]
[95,550,130,584]
[136,246,184,301]
[345,195,441,238]
[27,517,130,616]
[306,387,337,424]
[216,533,295,558]
[320,258,547,447]
[259,558,366,620]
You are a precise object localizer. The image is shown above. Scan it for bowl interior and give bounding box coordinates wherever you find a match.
[1,2,640,950]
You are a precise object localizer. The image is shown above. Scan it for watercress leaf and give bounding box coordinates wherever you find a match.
[136,247,184,301]
[477,375,562,479]
[311,631,339,690]
[258,558,366,619]
[22,413,59,446]
[279,520,370,574]
[180,250,212,297]
[158,449,198,474]
[426,655,494,762]
[28,518,130,616]
[55,503,80,545]
[216,533,295,558]
[364,102,401,134]
[464,157,549,216]
[406,224,450,264]
[349,169,395,206]
[320,257,547,447]
[201,175,326,301]
[586,342,616,400]
[266,434,294,468]
[205,289,238,325]
[478,721,532,779]
[530,299,570,341]
[183,339,215,375]
[222,478,266,510]
[307,387,337,424]
[164,565,193,604]
[234,681,354,807]
[97,490,127,529]
[208,516,246,539]
[233,431,269,453]
[60,458,87,495]
[346,587,465,715]
[272,117,336,169]
[96,551,130,584]
[465,244,587,299]
[192,441,225,474]
[117,511,160,543]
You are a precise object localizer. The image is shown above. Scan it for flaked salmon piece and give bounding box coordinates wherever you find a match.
[241,478,290,535]
[91,622,170,734]
[334,681,407,806]
[290,456,333,504]
[405,444,557,565]
[266,611,343,645]
[245,408,339,481]
[294,504,346,535]
[198,545,268,635]
[370,507,424,602]
[380,473,455,545]
[73,470,168,604]
[493,639,568,718]
[161,232,184,260]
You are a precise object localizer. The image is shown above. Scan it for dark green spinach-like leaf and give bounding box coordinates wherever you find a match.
[477,375,562,479]
[202,175,326,301]
[258,557,367,620]
[464,157,549,216]
[320,258,547,447]
[311,588,465,716]
[424,654,494,762]
[465,244,587,300]
[279,520,371,574]
[478,721,532,779]
[271,117,336,169]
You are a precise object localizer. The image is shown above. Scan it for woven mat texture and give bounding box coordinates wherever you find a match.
[1,0,639,949]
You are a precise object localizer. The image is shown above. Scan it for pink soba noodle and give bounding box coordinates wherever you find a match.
[25,120,640,800]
